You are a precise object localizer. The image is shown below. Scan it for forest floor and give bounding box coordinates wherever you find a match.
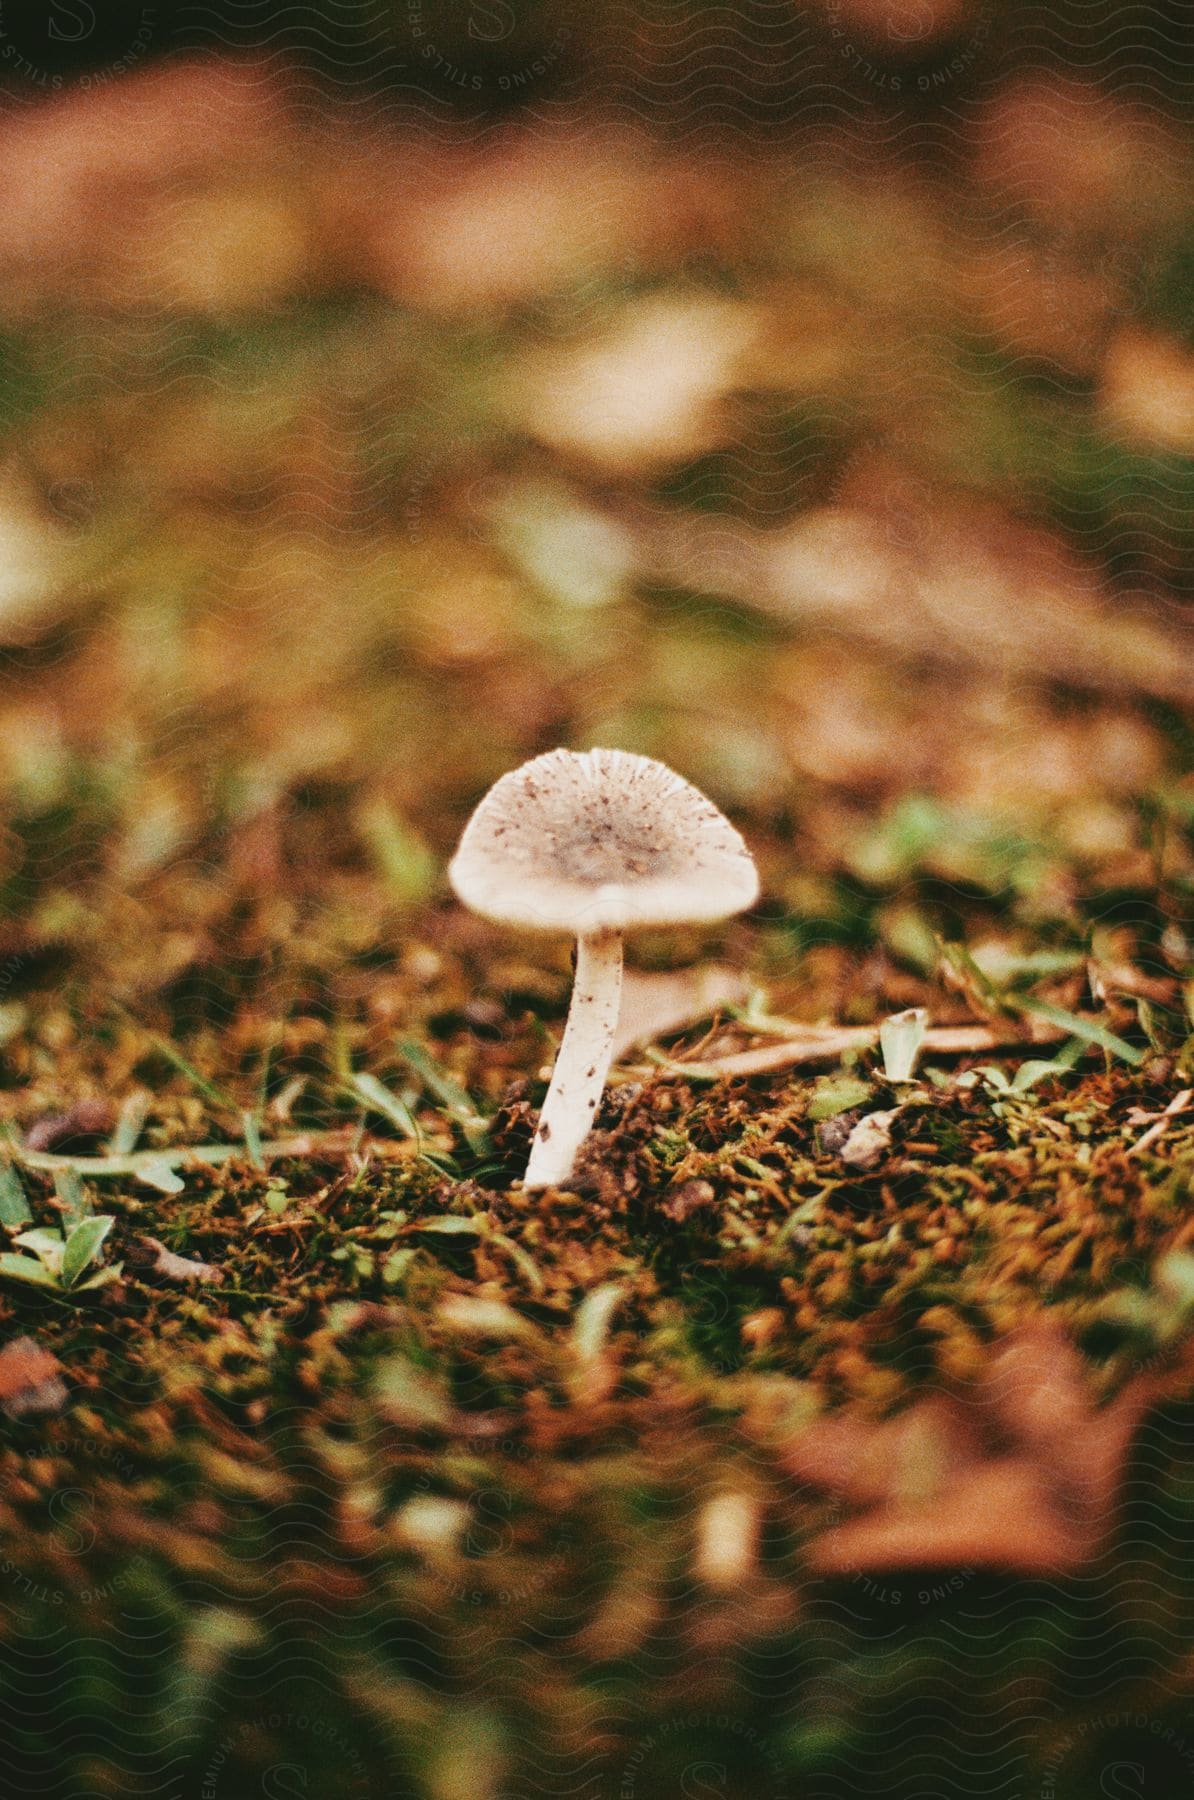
[1,57,1194,1800]
[0,800,1192,1800]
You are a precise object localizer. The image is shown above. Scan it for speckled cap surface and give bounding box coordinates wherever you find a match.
[448,747,759,935]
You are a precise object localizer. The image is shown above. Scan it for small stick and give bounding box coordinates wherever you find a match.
[5,1127,376,1180]
[1128,1088,1193,1158]
[635,1020,1068,1081]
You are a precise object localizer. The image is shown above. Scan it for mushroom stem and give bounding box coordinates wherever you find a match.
[524,931,624,1191]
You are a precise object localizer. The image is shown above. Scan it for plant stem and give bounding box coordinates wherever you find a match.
[524,932,624,1191]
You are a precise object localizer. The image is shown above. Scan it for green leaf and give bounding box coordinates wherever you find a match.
[571,1282,625,1364]
[1009,1061,1062,1093]
[489,1231,546,1294]
[1134,997,1166,1053]
[1016,1000,1144,1066]
[15,1227,65,1270]
[74,1262,123,1293]
[1008,1039,1086,1093]
[416,1214,483,1236]
[144,1033,236,1113]
[0,1252,60,1288]
[879,1008,928,1082]
[0,1002,27,1047]
[1156,1252,1194,1311]
[808,1075,873,1121]
[395,1039,489,1152]
[875,905,940,975]
[0,1162,32,1228]
[350,1072,418,1138]
[106,1091,149,1156]
[138,1159,186,1195]
[394,1039,475,1115]
[969,946,1085,986]
[53,1167,88,1229]
[61,1214,115,1288]
[381,1248,417,1286]
[372,1353,451,1427]
[938,940,1003,1006]
[970,1065,1011,1093]
[241,1110,265,1171]
[356,799,436,906]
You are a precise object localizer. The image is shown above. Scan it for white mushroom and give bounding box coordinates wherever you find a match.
[449,748,758,1191]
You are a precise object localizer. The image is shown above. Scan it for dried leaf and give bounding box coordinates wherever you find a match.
[512,296,763,471]
[788,1321,1168,1577]
[838,1109,900,1170]
[140,1236,223,1286]
[652,1020,1065,1081]
[0,1337,67,1417]
[24,1100,114,1154]
[630,500,1194,703]
[694,1491,760,1588]
[437,1296,540,1340]
[11,1133,359,1186]
[612,964,748,1062]
[661,1180,718,1224]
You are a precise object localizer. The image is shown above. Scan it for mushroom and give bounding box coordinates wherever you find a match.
[449,747,758,1190]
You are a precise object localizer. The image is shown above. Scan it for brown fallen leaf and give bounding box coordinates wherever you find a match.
[1100,326,1194,454]
[785,1321,1171,1577]
[626,497,1194,704]
[661,1179,718,1224]
[612,963,748,1062]
[510,296,764,472]
[0,1337,68,1419]
[137,1237,224,1286]
[1126,1089,1193,1157]
[24,1099,115,1153]
[837,1108,900,1170]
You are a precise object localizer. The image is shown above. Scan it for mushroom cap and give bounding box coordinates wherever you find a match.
[449,747,759,934]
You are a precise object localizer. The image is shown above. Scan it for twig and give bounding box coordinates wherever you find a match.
[4,1127,385,1181]
[635,1020,1068,1081]
[1127,1089,1193,1158]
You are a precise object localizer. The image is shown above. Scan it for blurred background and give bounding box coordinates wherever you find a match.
[0,0,1189,998]
[1,6,1194,1798]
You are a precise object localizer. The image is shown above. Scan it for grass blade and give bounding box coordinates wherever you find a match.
[395,1039,489,1152]
[1016,1000,1144,1067]
[349,1072,418,1139]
